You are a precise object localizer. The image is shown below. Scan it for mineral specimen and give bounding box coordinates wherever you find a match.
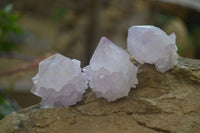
[31,53,88,108]
[127,25,178,72]
[84,37,138,101]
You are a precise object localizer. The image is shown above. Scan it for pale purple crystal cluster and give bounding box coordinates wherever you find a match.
[31,54,88,108]
[127,25,178,72]
[32,25,178,108]
[84,37,138,101]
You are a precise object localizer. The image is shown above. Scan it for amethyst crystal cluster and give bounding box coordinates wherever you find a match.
[127,25,178,72]
[31,54,88,108]
[32,25,178,108]
[84,37,138,101]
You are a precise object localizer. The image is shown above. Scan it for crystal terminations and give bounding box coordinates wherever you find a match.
[84,37,138,101]
[127,25,178,72]
[31,54,88,108]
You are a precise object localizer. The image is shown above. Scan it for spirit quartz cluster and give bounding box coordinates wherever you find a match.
[127,25,178,72]
[84,37,138,101]
[32,25,178,108]
[31,54,88,108]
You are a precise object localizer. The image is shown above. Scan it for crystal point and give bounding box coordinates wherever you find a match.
[85,37,138,101]
[31,53,88,108]
[127,25,178,72]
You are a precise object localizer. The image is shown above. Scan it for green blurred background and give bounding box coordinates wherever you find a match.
[0,0,200,119]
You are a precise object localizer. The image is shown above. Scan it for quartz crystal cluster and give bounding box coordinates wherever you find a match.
[84,37,138,101]
[127,25,178,72]
[32,25,178,108]
[31,54,88,108]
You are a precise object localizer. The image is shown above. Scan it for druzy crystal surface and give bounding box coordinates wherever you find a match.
[31,53,88,108]
[127,25,178,72]
[84,37,138,101]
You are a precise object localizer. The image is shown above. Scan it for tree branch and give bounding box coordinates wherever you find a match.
[0,52,36,62]
[0,54,50,77]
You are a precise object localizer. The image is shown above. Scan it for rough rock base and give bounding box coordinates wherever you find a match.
[0,57,200,133]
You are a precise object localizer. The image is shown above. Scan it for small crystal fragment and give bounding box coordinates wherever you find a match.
[31,53,88,108]
[127,25,178,72]
[85,37,138,101]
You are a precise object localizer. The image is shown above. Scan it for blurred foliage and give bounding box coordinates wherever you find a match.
[52,7,67,22]
[0,91,19,120]
[190,25,200,58]
[0,4,22,120]
[0,4,23,52]
[154,13,174,26]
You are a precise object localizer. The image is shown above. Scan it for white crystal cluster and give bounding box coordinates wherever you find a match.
[31,53,88,108]
[84,37,138,101]
[32,25,178,108]
[127,25,178,72]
